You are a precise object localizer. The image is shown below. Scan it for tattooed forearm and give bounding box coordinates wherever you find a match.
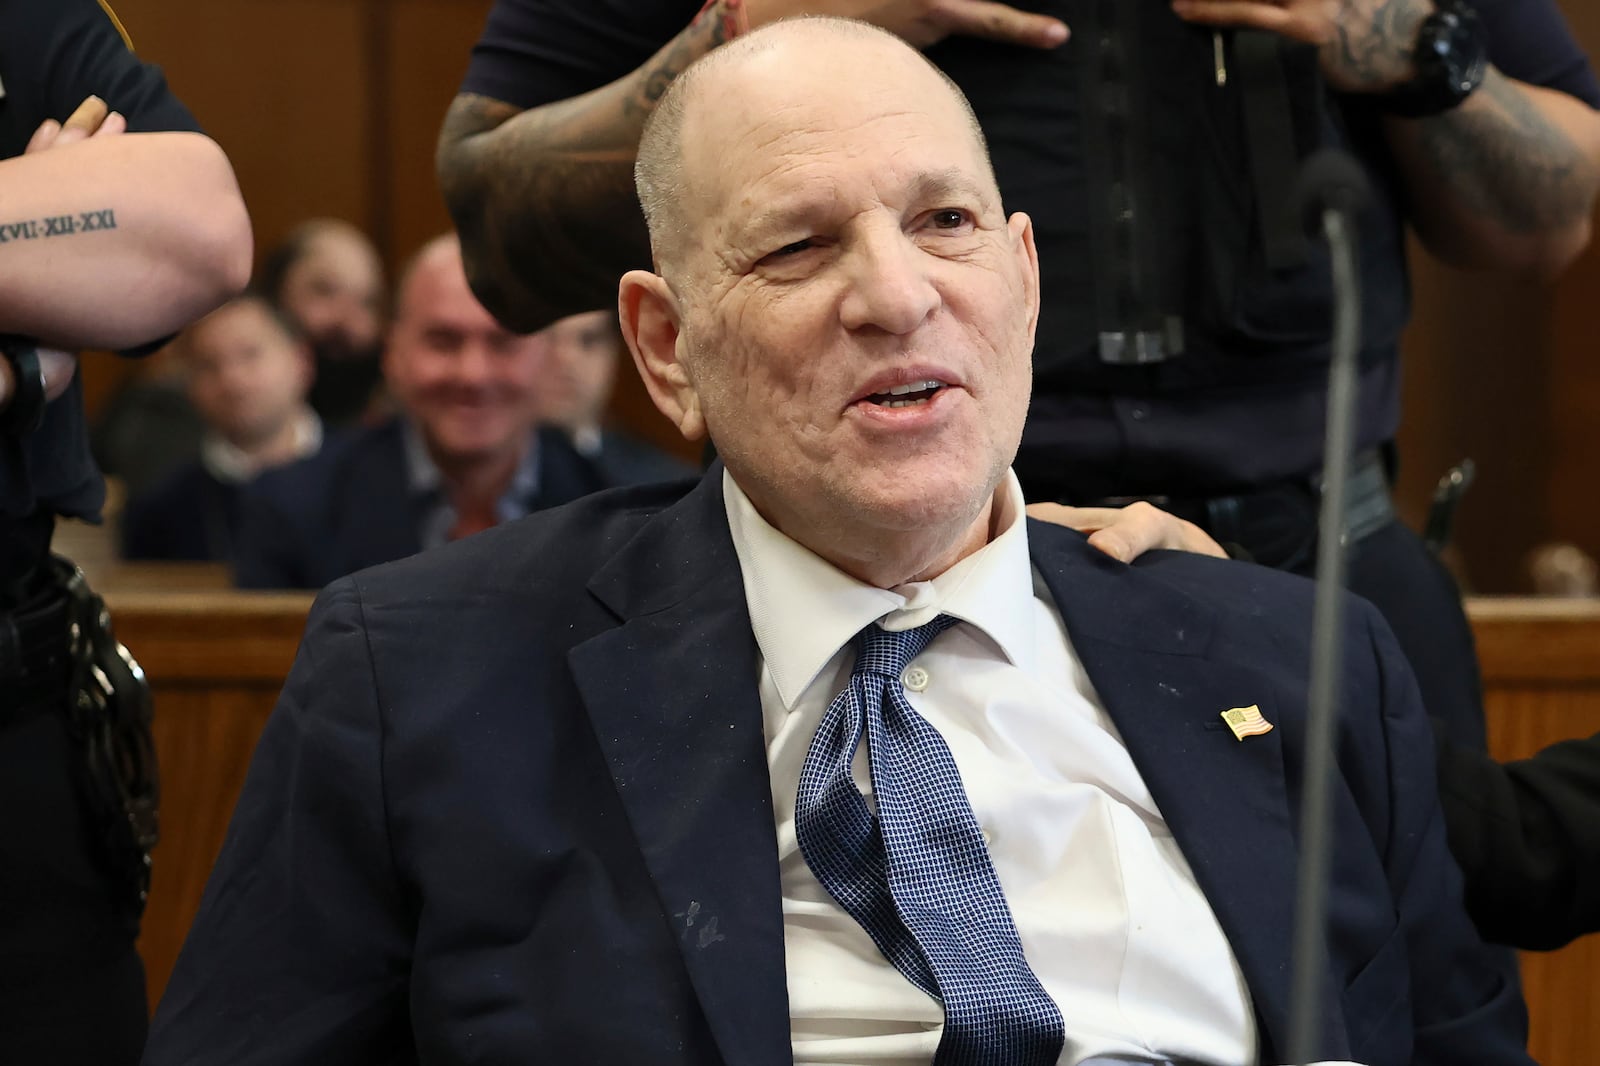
[0,208,117,245]
[438,2,739,330]
[626,0,739,119]
[1414,72,1593,234]
[1323,0,1427,92]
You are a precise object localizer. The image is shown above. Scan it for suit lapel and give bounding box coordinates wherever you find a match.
[1029,521,1344,1064]
[570,472,791,1066]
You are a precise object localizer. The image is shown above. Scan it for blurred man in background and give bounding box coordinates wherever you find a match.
[536,309,695,486]
[121,294,319,564]
[257,218,387,426]
[235,234,604,589]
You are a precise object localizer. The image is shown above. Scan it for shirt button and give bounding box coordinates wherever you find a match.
[902,665,930,692]
[981,827,994,846]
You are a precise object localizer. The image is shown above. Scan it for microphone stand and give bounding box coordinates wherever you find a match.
[1286,169,1364,1066]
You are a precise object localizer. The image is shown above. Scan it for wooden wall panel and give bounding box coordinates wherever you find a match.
[1543,0,1600,595]
[111,0,375,257]
[383,0,495,264]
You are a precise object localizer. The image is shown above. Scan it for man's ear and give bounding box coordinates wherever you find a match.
[619,269,705,441]
[1007,211,1042,342]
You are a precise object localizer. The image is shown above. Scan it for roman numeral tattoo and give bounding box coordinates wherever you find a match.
[0,208,117,244]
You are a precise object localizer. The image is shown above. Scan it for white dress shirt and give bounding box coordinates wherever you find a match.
[199,406,322,484]
[723,470,1258,1066]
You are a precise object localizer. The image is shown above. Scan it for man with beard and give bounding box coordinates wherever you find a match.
[257,218,387,426]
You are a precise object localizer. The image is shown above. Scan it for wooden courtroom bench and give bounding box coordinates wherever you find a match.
[112,589,1599,1061]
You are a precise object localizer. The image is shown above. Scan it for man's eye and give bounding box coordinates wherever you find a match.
[764,238,815,261]
[930,209,970,230]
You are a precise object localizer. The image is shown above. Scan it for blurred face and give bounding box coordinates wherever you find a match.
[186,300,312,448]
[384,241,547,468]
[624,35,1038,576]
[536,310,622,432]
[277,228,385,358]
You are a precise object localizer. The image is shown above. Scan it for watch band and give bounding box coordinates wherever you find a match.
[1375,0,1488,119]
[1,344,47,435]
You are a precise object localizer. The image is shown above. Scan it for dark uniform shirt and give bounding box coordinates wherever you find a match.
[0,0,201,576]
[458,0,1600,500]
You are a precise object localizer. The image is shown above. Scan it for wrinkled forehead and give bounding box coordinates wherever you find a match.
[678,44,991,233]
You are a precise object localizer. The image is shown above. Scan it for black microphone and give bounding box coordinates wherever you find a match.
[1285,148,1371,1066]
[1292,148,1373,238]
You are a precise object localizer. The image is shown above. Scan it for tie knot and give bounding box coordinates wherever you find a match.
[851,613,958,679]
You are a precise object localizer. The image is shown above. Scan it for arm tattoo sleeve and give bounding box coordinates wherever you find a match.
[1415,71,1592,234]
[439,3,739,330]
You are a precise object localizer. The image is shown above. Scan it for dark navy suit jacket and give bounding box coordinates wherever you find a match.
[589,428,698,488]
[232,418,607,589]
[146,471,1531,1066]
[120,462,243,563]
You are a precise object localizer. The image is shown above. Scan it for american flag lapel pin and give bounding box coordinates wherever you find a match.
[1221,704,1273,741]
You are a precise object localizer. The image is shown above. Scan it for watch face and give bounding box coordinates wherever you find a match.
[1380,0,1487,117]
[1422,3,1487,96]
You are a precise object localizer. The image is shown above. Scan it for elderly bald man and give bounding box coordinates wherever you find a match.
[145,19,1528,1066]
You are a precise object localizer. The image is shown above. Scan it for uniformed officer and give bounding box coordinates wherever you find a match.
[0,1,251,1059]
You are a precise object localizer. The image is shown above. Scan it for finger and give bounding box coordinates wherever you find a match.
[37,349,78,404]
[941,0,1069,48]
[51,124,92,149]
[92,111,128,138]
[1085,528,1135,563]
[61,95,111,136]
[25,119,61,154]
[1169,0,1331,45]
[1023,503,1136,562]
[1023,502,1121,532]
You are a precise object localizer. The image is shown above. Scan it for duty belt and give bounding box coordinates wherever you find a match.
[0,581,74,716]
[1083,450,1395,550]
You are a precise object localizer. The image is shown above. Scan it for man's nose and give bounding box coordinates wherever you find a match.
[838,230,940,336]
[452,344,495,387]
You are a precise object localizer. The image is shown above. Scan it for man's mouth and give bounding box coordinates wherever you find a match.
[862,379,946,408]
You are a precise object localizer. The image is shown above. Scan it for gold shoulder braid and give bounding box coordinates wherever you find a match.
[96,0,137,52]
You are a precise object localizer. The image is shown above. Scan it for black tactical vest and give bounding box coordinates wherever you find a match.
[927,0,1410,397]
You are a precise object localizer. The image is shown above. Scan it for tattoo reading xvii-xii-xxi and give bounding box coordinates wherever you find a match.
[0,209,118,243]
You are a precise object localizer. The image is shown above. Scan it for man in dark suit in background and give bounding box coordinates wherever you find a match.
[233,233,604,589]
[121,293,321,565]
[535,308,696,486]
[148,21,1528,1065]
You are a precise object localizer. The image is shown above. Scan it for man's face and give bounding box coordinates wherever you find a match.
[536,310,622,432]
[279,229,385,359]
[663,42,1038,552]
[186,301,311,448]
[384,244,547,467]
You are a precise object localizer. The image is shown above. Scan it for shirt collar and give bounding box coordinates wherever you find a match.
[400,417,542,504]
[571,424,604,457]
[200,406,322,484]
[723,468,1037,711]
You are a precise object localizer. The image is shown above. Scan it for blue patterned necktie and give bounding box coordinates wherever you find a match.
[795,614,1065,1066]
